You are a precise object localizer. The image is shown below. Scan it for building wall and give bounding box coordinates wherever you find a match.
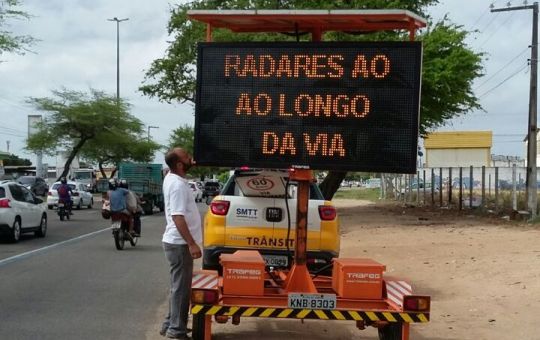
[426,148,490,167]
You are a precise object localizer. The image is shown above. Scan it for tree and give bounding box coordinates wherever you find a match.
[141,0,483,199]
[168,124,220,180]
[3,153,31,166]
[0,0,36,57]
[79,126,161,179]
[26,88,150,180]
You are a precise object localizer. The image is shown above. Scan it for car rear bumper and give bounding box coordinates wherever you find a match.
[0,223,13,236]
[203,246,338,271]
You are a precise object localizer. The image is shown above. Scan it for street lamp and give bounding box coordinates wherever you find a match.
[147,126,159,142]
[107,17,129,101]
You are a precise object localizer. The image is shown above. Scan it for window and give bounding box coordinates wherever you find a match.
[0,187,5,198]
[9,185,25,202]
[20,186,35,203]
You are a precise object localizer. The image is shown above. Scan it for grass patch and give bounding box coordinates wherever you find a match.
[333,188,381,201]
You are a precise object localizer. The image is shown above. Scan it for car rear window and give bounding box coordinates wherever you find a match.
[205,182,220,188]
[222,174,324,200]
[0,187,5,198]
[17,176,35,184]
[52,183,76,190]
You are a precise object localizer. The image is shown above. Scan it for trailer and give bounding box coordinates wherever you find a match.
[187,9,430,340]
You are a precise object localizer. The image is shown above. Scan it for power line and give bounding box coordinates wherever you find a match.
[470,3,492,30]
[0,96,31,112]
[475,46,530,90]
[479,11,515,47]
[478,11,500,35]
[478,62,529,98]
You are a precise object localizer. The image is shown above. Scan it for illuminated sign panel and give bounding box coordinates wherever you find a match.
[194,42,422,173]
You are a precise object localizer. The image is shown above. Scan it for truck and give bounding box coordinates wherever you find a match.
[117,162,164,215]
[72,168,97,192]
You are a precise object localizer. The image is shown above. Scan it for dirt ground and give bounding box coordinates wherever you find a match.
[147,199,540,340]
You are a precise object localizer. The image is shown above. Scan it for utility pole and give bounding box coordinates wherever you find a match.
[107,17,129,101]
[492,2,538,217]
[147,125,158,142]
[6,141,10,153]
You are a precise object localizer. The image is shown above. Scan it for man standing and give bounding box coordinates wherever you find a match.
[160,147,202,339]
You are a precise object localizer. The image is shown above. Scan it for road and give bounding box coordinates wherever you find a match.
[0,199,385,340]
[0,199,178,340]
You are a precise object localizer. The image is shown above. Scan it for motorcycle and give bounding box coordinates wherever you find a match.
[57,201,70,221]
[110,212,137,250]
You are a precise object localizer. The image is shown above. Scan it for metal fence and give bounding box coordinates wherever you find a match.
[381,166,534,212]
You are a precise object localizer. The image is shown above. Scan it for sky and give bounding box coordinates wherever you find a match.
[0,0,536,168]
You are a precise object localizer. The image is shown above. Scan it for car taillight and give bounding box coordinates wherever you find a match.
[0,198,11,208]
[318,205,336,220]
[210,200,230,215]
[48,191,52,196]
[72,192,79,196]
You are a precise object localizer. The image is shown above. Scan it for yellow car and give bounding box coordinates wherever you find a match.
[203,168,340,273]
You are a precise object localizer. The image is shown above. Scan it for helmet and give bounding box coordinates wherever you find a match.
[119,179,128,189]
[60,177,67,184]
[108,178,118,190]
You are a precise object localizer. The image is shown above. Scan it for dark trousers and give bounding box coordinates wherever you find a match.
[161,243,193,337]
[133,212,142,234]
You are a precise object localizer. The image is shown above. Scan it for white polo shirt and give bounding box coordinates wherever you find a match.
[162,172,202,245]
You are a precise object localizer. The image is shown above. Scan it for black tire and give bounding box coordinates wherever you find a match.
[76,201,82,210]
[60,211,65,221]
[114,229,125,250]
[35,214,47,237]
[378,323,403,340]
[88,198,93,209]
[10,219,21,243]
[48,205,53,210]
[191,312,207,340]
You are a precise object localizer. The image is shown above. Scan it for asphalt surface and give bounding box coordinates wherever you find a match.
[1,198,405,340]
[0,199,208,340]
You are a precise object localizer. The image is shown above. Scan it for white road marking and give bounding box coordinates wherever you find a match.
[0,228,110,267]
[0,216,152,267]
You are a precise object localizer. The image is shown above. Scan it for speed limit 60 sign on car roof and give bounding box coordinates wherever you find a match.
[194,41,422,173]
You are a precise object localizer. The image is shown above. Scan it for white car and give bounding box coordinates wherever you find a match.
[0,181,48,242]
[188,181,203,202]
[47,181,94,210]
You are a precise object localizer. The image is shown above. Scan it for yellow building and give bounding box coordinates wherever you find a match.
[424,131,492,167]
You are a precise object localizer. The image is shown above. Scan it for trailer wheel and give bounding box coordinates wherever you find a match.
[378,323,402,340]
[191,312,206,340]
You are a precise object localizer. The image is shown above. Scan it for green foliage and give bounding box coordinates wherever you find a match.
[419,20,483,135]
[167,124,221,180]
[26,88,153,179]
[3,153,31,166]
[0,0,36,56]
[333,187,381,201]
[141,0,481,136]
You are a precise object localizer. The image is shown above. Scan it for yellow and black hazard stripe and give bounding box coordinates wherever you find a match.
[191,305,429,323]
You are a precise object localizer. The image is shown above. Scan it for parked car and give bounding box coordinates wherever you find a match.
[0,182,47,242]
[202,181,221,198]
[47,181,94,210]
[202,168,340,274]
[16,176,49,197]
[188,181,203,202]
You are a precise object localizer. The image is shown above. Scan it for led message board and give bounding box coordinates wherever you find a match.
[194,42,422,173]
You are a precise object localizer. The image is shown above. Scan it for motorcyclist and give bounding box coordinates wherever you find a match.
[119,179,143,237]
[107,178,134,236]
[57,177,73,214]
